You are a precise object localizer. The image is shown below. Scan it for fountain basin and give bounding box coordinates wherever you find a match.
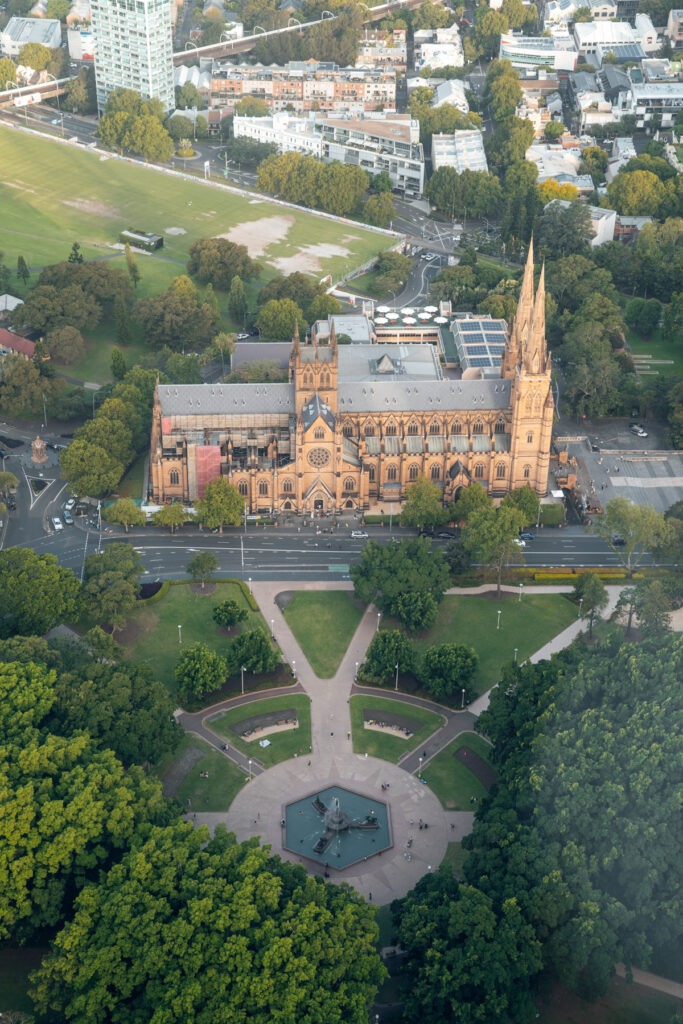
[283,785,392,870]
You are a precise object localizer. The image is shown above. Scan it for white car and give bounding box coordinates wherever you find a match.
[64,498,76,511]
[237,332,249,340]
[52,516,64,532]
[512,537,525,547]
[630,424,648,437]
[351,530,368,539]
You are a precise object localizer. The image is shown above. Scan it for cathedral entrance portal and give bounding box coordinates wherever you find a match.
[314,499,324,511]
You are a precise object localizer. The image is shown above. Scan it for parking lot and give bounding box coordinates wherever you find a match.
[561,418,683,515]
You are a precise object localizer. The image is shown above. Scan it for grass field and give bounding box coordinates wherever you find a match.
[207,694,312,767]
[423,733,493,810]
[123,581,268,690]
[626,326,683,379]
[441,841,468,877]
[406,593,577,697]
[0,127,390,296]
[349,695,444,762]
[282,591,365,677]
[164,734,248,813]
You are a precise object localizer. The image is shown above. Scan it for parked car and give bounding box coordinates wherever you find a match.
[63,510,74,525]
[437,532,457,540]
[611,534,626,547]
[630,424,648,437]
[236,332,249,340]
[351,530,368,539]
[519,531,535,541]
[64,498,76,511]
[512,538,526,547]
[51,516,63,531]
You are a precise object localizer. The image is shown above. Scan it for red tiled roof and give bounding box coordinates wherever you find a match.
[0,328,35,356]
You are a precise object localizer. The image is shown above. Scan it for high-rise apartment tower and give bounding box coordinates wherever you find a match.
[91,0,174,114]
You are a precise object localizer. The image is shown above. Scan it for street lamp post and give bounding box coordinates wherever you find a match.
[355,660,359,681]
[41,392,48,431]
[578,597,584,619]
[497,609,501,631]
[270,618,274,639]
[292,660,296,678]
[514,647,518,663]
[418,756,423,777]
[394,662,399,692]
[248,576,252,594]
[377,612,381,631]
[248,759,252,781]
[178,624,182,644]
[241,664,246,695]
[461,687,465,709]
[519,582,523,603]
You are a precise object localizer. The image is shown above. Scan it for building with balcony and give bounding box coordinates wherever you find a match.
[356,28,407,72]
[209,60,396,115]
[233,111,425,193]
[431,129,488,173]
[91,0,174,113]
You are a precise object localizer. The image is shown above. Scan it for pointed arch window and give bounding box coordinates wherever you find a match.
[452,421,463,435]
[385,424,397,436]
[259,481,269,495]
[523,465,531,479]
[429,422,440,435]
[169,469,179,485]
[527,432,533,444]
[343,424,353,437]
[314,427,325,440]
[368,466,375,482]
[387,465,398,482]
[343,477,355,491]
[431,465,441,481]
[283,479,293,493]
[238,482,248,496]
[409,464,419,480]
[474,463,484,479]
[496,463,506,480]
[472,421,484,434]
[407,423,419,435]
[364,425,375,437]
[495,420,505,434]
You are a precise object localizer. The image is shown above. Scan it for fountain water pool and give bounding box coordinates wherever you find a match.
[283,785,392,869]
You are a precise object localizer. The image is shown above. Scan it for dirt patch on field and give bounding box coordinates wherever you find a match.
[269,242,352,275]
[455,745,498,790]
[63,198,119,218]
[116,620,142,645]
[161,745,205,797]
[166,226,187,235]
[220,215,295,256]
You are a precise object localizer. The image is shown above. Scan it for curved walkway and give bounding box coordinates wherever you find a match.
[182,581,625,904]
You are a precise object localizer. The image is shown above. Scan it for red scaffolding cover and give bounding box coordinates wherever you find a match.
[195,446,222,498]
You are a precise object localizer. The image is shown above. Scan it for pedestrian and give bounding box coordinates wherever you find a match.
[307,760,311,767]
[347,731,351,740]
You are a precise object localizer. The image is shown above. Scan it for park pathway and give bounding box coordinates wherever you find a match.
[183,580,626,904]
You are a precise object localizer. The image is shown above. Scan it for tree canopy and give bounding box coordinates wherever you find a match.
[30,823,385,1024]
[351,538,450,632]
[0,549,79,638]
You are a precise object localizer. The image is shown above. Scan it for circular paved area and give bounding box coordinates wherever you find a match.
[194,752,473,904]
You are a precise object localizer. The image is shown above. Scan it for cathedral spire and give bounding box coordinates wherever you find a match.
[501,238,535,378]
[525,261,547,375]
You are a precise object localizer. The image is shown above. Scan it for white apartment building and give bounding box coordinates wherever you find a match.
[414,25,464,69]
[615,81,683,126]
[356,29,407,71]
[666,9,683,48]
[91,0,174,114]
[0,16,61,56]
[499,32,578,71]
[431,130,488,173]
[573,20,638,54]
[234,111,425,195]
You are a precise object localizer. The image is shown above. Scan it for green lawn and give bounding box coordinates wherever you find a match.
[164,734,248,812]
[423,733,493,810]
[123,581,269,690]
[0,946,47,1013]
[626,326,683,378]
[207,694,312,767]
[0,127,390,298]
[537,977,682,1024]
[407,593,577,697]
[346,268,388,300]
[116,453,146,499]
[441,841,468,878]
[349,695,444,762]
[282,591,365,678]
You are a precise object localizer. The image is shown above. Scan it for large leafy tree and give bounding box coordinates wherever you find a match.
[153,502,189,533]
[187,237,260,291]
[420,642,478,701]
[228,628,279,675]
[0,549,79,639]
[462,504,526,596]
[351,538,450,628]
[535,200,594,258]
[572,572,608,638]
[195,477,244,533]
[105,497,147,533]
[136,278,219,351]
[393,870,542,1024]
[256,297,306,340]
[593,498,673,577]
[400,475,446,531]
[175,642,227,700]
[0,661,170,943]
[361,628,417,685]
[213,599,248,630]
[502,485,540,526]
[186,551,218,589]
[82,543,142,631]
[30,823,385,1023]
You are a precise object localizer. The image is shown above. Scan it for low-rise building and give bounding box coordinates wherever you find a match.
[544,0,580,29]
[431,79,469,113]
[499,31,578,71]
[605,135,637,181]
[595,41,645,64]
[0,16,62,56]
[209,60,396,115]
[641,57,677,81]
[234,110,425,194]
[174,63,212,102]
[545,198,617,245]
[635,12,659,51]
[615,80,683,126]
[666,8,683,49]
[589,0,618,19]
[414,25,464,70]
[356,29,407,72]
[0,327,35,361]
[527,141,594,191]
[573,20,638,54]
[431,129,488,173]
[67,23,94,60]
